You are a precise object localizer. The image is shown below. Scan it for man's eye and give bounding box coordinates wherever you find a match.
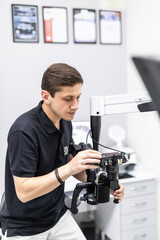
[64,98,72,101]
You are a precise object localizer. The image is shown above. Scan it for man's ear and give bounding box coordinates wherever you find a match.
[41,90,52,104]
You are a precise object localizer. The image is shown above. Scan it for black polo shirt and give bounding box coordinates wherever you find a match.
[1,101,73,237]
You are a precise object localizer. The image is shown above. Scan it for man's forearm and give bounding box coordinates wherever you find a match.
[73,171,87,182]
[14,149,101,203]
[13,164,71,203]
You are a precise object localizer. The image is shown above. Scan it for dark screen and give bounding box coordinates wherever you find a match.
[132,57,160,117]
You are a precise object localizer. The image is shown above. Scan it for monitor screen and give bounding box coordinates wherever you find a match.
[132,56,160,116]
[43,7,68,43]
[99,10,122,45]
[73,8,96,43]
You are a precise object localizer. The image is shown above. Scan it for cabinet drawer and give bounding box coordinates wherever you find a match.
[123,180,156,198]
[122,226,157,240]
[122,210,156,231]
[122,194,156,215]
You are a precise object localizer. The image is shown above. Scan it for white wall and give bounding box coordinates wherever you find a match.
[0,0,127,196]
[126,0,160,237]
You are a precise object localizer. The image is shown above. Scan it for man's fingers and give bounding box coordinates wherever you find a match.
[82,158,100,165]
[86,149,101,153]
[82,149,102,155]
[79,151,101,160]
[115,188,124,195]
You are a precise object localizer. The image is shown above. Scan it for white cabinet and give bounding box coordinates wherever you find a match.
[122,226,156,240]
[95,172,158,240]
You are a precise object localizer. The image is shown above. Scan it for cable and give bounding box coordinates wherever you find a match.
[86,129,126,155]
[85,129,92,149]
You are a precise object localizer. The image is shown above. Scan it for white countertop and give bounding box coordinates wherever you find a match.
[119,167,159,184]
[65,167,159,192]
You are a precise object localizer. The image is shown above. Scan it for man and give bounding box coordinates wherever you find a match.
[1,63,124,239]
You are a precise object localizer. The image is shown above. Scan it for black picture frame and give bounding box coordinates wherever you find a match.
[12,4,39,43]
[42,6,68,44]
[73,8,97,44]
[99,10,122,45]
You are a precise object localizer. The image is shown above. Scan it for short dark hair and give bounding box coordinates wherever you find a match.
[41,63,83,97]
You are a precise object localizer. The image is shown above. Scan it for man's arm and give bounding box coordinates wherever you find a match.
[67,154,87,182]
[13,149,101,203]
[13,171,61,203]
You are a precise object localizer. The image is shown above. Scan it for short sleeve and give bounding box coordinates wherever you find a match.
[8,131,38,177]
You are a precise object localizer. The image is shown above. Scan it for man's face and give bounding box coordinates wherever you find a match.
[50,83,82,121]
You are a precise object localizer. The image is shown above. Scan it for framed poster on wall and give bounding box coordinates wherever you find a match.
[43,7,68,43]
[73,8,96,44]
[12,4,39,43]
[99,10,122,45]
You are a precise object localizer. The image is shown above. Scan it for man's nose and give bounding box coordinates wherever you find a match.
[71,99,79,110]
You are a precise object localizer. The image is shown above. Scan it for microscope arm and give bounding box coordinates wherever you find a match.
[90,91,155,150]
[90,91,154,116]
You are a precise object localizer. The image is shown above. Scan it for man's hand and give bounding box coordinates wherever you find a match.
[67,149,101,176]
[110,183,125,202]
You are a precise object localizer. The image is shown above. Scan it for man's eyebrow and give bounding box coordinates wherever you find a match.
[63,93,82,98]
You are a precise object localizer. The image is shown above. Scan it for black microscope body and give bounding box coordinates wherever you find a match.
[69,142,127,214]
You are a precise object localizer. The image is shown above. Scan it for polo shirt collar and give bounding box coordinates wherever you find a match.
[36,101,64,135]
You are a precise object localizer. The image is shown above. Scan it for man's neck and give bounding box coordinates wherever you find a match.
[41,102,60,130]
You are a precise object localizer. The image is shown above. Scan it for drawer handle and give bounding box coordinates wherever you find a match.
[133,218,147,224]
[132,233,147,239]
[130,186,146,192]
[131,202,147,208]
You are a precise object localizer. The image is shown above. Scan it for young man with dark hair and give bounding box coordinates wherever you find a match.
[1,63,124,240]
